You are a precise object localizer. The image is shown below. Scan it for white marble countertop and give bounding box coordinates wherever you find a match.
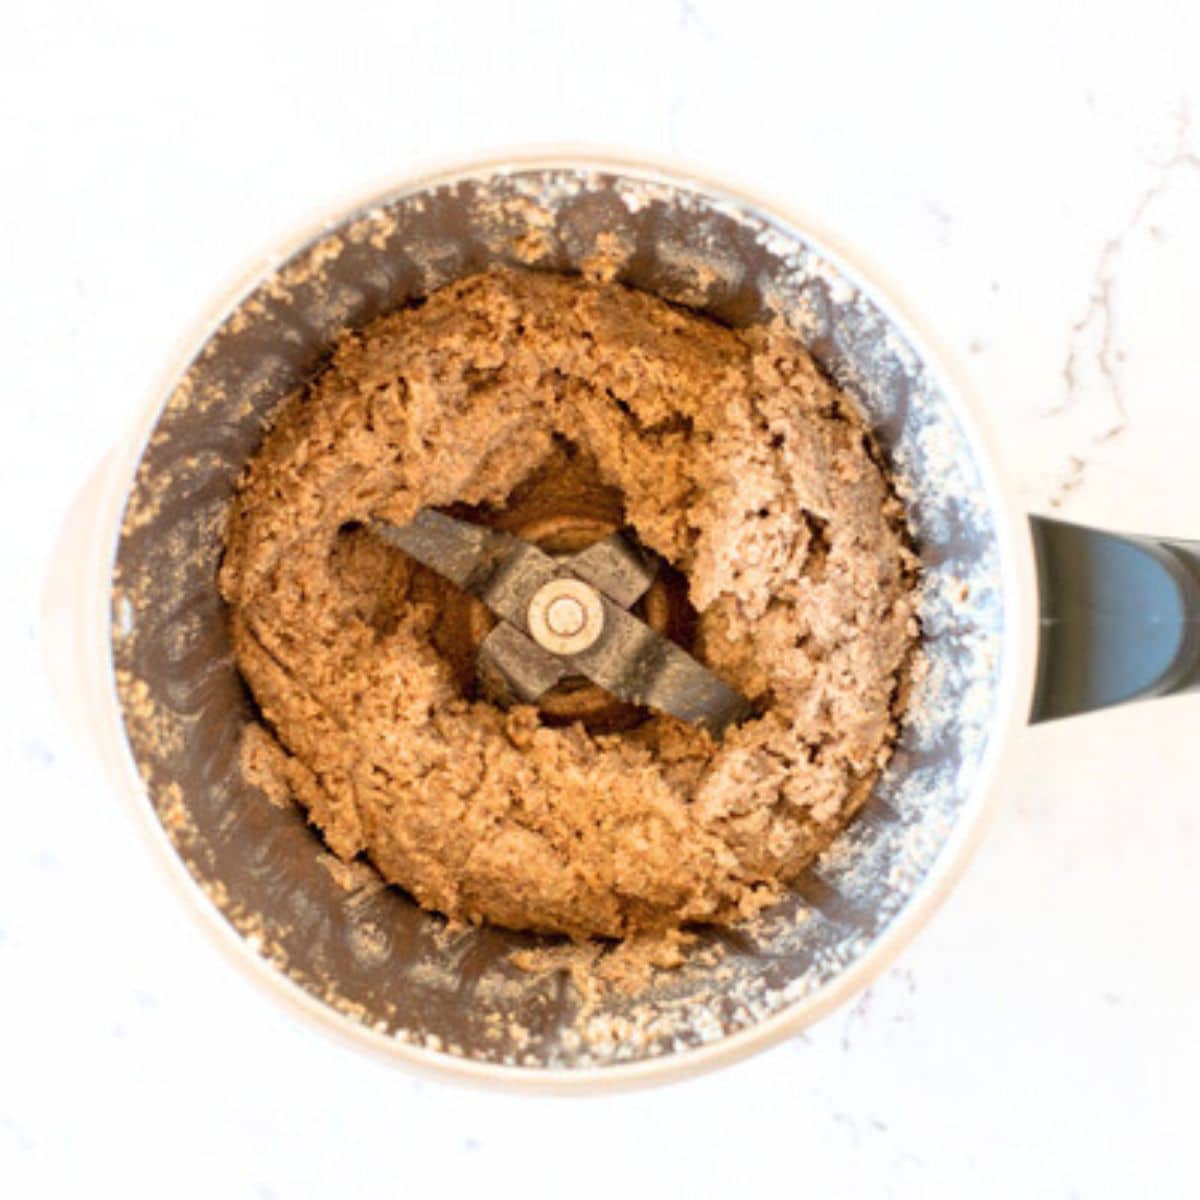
[3,1,1198,1196]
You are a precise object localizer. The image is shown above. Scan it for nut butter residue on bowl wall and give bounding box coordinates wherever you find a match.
[111,164,1006,1074]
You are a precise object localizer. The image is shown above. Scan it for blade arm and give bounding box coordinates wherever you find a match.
[570,596,754,737]
[564,533,658,608]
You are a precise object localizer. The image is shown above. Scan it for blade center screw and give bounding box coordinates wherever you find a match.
[527,578,604,655]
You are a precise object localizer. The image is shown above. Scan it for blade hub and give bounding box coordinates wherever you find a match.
[527,578,605,655]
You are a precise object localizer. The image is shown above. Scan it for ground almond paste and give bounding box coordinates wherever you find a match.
[220,266,919,944]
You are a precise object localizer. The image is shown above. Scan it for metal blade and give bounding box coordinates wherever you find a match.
[372,508,752,737]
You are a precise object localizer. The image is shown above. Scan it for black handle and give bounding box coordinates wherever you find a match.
[1029,516,1200,722]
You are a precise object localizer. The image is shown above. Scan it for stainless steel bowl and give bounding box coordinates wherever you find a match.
[55,155,1040,1089]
